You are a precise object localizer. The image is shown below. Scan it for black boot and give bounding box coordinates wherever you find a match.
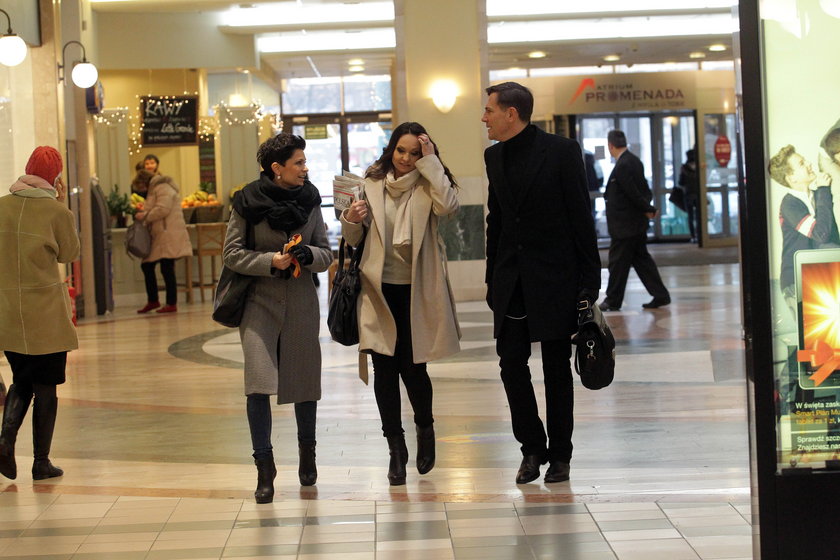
[298,442,317,486]
[254,453,277,504]
[0,384,33,480]
[386,435,408,486]
[416,424,435,475]
[31,386,63,480]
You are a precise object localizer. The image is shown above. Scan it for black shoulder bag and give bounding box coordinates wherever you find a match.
[572,300,616,390]
[327,232,366,346]
[212,220,253,328]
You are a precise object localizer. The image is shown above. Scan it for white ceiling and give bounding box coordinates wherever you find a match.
[89,0,737,79]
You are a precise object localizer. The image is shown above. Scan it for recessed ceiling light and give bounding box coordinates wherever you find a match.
[603,54,621,62]
[528,51,547,59]
[349,65,365,72]
[689,51,706,58]
[348,58,364,65]
[708,43,727,51]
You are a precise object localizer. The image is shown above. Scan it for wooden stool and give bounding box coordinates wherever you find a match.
[194,222,226,302]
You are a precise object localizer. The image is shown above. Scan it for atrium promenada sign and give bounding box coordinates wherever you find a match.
[560,71,696,113]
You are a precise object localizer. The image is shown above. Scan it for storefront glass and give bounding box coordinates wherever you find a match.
[761,0,840,471]
[704,113,739,238]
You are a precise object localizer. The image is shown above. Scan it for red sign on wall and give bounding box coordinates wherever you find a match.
[714,135,732,167]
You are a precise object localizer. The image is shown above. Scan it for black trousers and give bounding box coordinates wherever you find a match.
[371,283,434,438]
[605,233,670,308]
[496,317,573,462]
[141,258,177,305]
[246,395,317,459]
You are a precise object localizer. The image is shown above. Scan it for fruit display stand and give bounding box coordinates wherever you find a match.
[195,205,223,223]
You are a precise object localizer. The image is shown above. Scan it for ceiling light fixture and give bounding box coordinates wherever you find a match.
[0,8,27,67]
[708,43,727,51]
[348,58,364,66]
[689,51,706,58]
[57,40,98,88]
[349,65,365,72]
[603,54,621,62]
[528,50,547,59]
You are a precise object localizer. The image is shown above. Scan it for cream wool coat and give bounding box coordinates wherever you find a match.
[0,182,80,355]
[141,175,192,263]
[341,155,461,364]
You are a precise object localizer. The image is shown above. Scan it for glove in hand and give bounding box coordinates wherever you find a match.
[289,244,313,266]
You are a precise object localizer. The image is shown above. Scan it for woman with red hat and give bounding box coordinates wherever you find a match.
[0,146,80,481]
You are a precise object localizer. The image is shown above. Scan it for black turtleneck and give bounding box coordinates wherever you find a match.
[502,124,537,199]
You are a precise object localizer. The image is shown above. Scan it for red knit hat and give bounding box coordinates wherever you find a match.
[25,146,63,184]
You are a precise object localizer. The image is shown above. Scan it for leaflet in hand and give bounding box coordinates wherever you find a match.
[333,171,364,212]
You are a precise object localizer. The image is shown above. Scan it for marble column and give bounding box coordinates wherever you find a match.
[393,0,488,301]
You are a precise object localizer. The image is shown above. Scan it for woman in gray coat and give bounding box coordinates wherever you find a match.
[223,133,332,503]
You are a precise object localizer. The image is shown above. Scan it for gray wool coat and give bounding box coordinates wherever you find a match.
[223,206,332,403]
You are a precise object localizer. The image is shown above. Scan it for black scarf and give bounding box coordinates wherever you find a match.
[234,172,322,232]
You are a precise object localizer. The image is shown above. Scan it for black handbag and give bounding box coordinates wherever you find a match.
[327,233,366,346]
[572,300,616,390]
[212,221,253,328]
[125,220,151,259]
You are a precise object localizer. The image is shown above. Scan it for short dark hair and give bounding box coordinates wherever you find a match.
[132,169,155,190]
[824,129,840,157]
[768,144,796,188]
[485,81,533,123]
[257,133,306,172]
[143,154,159,165]
[607,130,627,148]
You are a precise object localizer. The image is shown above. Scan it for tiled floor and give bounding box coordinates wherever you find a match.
[0,245,753,559]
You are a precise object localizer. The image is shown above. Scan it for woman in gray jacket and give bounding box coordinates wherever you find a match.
[223,133,332,503]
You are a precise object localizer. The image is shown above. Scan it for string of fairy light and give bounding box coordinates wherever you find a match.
[92,92,280,155]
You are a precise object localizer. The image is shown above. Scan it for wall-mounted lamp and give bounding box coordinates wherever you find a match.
[0,9,27,67]
[430,79,458,113]
[58,40,98,88]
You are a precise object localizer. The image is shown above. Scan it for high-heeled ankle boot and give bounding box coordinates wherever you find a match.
[0,384,33,480]
[31,388,63,480]
[254,453,277,503]
[298,442,317,486]
[386,435,408,486]
[416,424,435,475]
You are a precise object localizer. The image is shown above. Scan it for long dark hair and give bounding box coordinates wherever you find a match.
[366,122,457,188]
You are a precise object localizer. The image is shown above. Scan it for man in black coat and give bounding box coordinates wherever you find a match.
[599,130,670,311]
[483,82,601,484]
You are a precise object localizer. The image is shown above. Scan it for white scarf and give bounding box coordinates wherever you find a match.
[384,169,420,251]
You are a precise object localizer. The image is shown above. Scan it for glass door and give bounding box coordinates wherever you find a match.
[578,112,695,243]
[285,113,391,249]
[702,113,740,242]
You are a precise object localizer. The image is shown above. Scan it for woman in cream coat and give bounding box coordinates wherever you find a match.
[133,170,193,313]
[341,122,461,486]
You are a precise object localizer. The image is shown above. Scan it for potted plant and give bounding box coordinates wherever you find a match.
[106,184,132,228]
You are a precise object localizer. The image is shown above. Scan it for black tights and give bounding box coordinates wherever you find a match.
[141,258,177,305]
[370,283,434,438]
[246,395,316,459]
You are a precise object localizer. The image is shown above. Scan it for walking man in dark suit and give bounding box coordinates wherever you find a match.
[482,82,601,484]
[599,129,670,311]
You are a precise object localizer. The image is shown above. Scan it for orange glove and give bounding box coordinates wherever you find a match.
[283,234,303,278]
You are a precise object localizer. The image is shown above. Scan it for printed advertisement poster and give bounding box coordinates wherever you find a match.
[763,0,840,470]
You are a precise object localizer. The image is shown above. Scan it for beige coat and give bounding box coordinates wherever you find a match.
[341,155,461,364]
[142,175,192,263]
[0,184,80,355]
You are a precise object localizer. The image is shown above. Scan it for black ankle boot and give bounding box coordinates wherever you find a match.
[254,454,277,503]
[0,384,33,480]
[32,459,63,480]
[416,424,435,475]
[386,435,408,486]
[298,442,317,486]
[31,387,61,480]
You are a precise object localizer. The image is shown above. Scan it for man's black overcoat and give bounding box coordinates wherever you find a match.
[484,128,601,341]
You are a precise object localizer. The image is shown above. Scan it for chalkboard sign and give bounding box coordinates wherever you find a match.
[141,96,198,146]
